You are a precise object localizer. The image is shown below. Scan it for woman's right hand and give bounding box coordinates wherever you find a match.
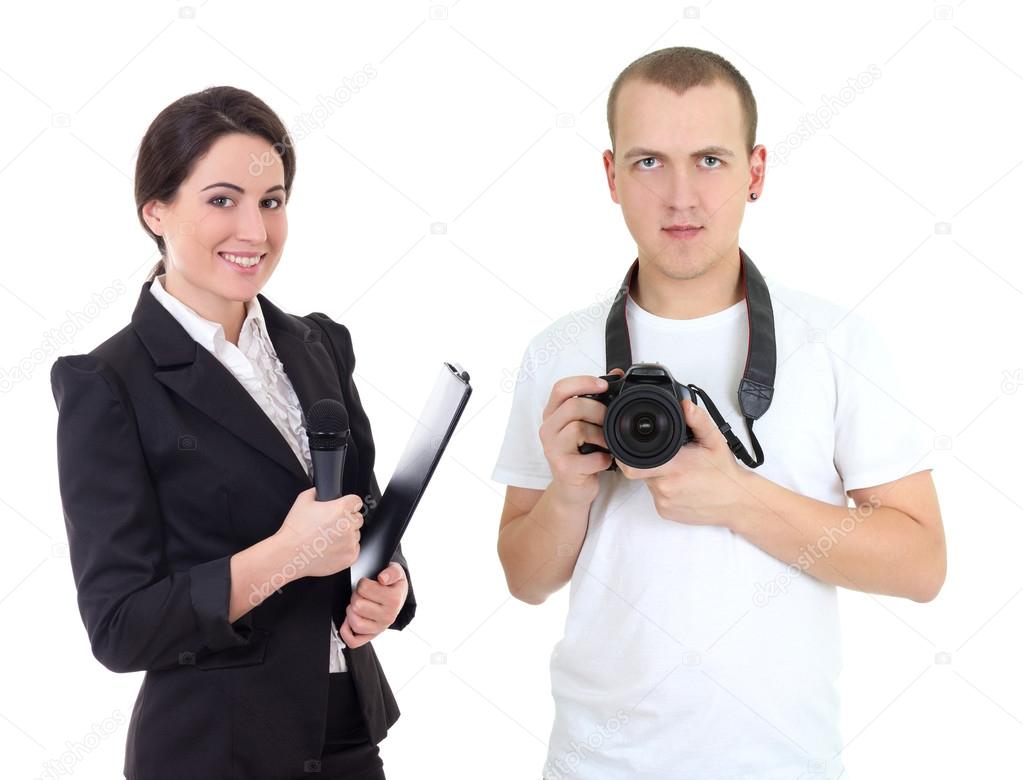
[273,487,364,579]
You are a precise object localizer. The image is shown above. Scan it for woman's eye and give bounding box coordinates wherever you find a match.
[209,196,283,208]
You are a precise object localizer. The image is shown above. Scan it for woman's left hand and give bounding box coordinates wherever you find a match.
[339,562,409,648]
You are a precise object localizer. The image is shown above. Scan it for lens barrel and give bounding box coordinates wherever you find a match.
[604,383,687,468]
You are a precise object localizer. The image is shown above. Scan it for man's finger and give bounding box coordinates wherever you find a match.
[543,375,609,419]
[544,397,608,438]
[556,419,607,452]
[682,397,718,444]
[619,461,669,480]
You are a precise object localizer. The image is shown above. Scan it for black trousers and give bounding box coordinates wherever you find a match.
[319,669,385,779]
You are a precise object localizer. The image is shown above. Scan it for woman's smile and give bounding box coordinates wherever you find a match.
[219,250,267,272]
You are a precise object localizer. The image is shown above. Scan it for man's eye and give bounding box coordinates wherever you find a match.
[702,156,722,168]
[638,157,660,169]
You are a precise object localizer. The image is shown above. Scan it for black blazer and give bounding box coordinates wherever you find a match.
[50,280,416,779]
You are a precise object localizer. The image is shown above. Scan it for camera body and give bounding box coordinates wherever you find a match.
[578,363,697,469]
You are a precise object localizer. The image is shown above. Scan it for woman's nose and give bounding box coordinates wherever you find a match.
[235,204,267,244]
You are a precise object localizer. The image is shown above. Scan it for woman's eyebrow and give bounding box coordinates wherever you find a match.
[200,182,286,194]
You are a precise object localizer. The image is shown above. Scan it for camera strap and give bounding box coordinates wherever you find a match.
[603,248,776,468]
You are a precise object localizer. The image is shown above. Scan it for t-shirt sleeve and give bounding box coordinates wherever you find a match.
[831,312,936,493]
[491,342,554,490]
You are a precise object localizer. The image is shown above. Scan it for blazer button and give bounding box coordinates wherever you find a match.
[178,651,196,666]
[303,758,321,773]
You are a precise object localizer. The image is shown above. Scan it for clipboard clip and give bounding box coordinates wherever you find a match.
[444,362,470,383]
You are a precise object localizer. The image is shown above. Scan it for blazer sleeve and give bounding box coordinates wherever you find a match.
[307,313,417,631]
[51,354,258,673]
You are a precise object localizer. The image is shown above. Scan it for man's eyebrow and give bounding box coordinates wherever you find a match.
[691,145,735,159]
[621,147,666,159]
[200,182,286,194]
[620,145,737,160]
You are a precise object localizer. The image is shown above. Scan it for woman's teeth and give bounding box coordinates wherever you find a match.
[221,252,263,267]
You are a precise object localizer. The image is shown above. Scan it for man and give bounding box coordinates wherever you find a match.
[492,47,945,779]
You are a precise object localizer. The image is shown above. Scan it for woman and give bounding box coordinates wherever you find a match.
[50,86,415,779]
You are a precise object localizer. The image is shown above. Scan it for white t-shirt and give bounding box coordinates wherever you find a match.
[492,279,934,780]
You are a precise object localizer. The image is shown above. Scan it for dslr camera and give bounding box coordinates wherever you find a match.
[577,363,697,469]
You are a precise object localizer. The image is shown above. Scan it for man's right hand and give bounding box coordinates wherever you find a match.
[539,372,622,506]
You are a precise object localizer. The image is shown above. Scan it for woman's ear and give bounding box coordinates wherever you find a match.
[141,199,166,238]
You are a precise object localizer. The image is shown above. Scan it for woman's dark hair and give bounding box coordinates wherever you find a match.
[135,86,296,282]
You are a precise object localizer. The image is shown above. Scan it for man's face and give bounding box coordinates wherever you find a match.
[144,132,288,303]
[603,79,764,280]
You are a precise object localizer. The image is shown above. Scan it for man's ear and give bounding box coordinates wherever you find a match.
[748,144,767,200]
[602,149,620,205]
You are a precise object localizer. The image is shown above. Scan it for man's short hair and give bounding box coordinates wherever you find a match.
[606,46,758,155]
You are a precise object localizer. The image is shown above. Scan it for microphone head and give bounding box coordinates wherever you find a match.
[306,398,350,450]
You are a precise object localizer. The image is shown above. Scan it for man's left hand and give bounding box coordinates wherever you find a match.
[617,396,750,528]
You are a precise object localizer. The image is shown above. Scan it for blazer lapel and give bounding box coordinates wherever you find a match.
[132,280,344,486]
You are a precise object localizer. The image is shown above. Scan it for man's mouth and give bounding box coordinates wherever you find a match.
[662,225,703,240]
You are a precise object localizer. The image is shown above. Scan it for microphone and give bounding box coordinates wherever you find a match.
[306,399,349,502]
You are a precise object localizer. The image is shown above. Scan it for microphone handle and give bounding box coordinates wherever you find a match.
[312,444,346,502]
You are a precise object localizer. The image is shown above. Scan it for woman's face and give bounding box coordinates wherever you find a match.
[142,132,288,319]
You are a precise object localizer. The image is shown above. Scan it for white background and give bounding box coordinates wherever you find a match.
[4,0,1022,777]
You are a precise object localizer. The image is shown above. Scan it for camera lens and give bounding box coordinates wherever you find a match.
[604,386,686,468]
[616,399,672,456]
[631,413,656,440]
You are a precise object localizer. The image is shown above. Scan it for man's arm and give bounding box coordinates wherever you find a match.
[496,373,620,605]
[497,483,592,605]
[730,469,946,602]
[621,397,946,603]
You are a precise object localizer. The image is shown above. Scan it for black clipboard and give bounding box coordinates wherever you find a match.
[350,362,472,584]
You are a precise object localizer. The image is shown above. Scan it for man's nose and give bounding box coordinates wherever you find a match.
[662,168,700,212]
